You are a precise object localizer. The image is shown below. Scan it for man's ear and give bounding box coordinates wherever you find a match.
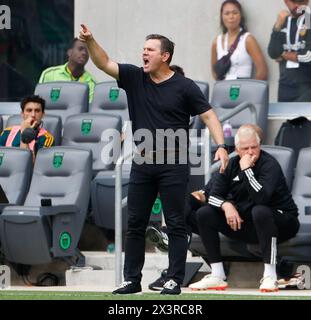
[162,52,170,63]
[67,48,72,58]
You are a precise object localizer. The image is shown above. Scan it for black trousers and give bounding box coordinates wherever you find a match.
[278,81,311,102]
[187,203,299,264]
[124,161,189,284]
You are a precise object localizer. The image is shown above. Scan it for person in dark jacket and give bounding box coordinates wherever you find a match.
[188,125,299,292]
[268,0,311,102]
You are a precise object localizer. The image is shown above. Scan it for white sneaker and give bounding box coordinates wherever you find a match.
[259,276,279,292]
[189,274,228,291]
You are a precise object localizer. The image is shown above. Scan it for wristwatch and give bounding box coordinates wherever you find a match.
[216,144,228,150]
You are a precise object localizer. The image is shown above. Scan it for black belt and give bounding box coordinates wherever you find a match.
[138,149,185,161]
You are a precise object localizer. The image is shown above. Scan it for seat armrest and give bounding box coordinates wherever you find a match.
[0,203,17,214]
[40,205,78,216]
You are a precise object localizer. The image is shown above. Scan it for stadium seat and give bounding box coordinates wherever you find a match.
[6,114,62,145]
[61,113,122,175]
[261,145,295,189]
[34,82,89,125]
[0,147,92,265]
[276,148,311,261]
[0,147,32,206]
[189,145,296,262]
[189,81,209,131]
[91,168,130,230]
[194,81,209,101]
[190,80,269,139]
[90,81,129,123]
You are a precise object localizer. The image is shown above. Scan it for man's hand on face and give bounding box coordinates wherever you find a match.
[274,10,290,31]
[239,154,257,171]
[21,117,39,133]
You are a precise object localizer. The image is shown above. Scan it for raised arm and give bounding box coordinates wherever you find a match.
[79,24,119,80]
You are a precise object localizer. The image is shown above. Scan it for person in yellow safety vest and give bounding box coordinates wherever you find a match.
[38,38,97,103]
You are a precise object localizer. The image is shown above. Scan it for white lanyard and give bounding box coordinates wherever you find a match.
[286,16,305,52]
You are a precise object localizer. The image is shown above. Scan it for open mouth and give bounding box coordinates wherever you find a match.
[143,58,150,67]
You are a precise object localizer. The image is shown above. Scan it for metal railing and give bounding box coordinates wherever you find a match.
[114,101,257,286]
[114,153,132,287]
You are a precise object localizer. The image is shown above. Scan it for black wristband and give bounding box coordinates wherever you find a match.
[217,144,228,151]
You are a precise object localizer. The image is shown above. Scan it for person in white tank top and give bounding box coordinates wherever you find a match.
[211,0,268,81]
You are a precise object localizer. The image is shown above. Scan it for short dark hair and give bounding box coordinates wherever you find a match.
[220,0,247,34]
[68,37,81,50]
[145,34,175,64]
[21,95,46,113]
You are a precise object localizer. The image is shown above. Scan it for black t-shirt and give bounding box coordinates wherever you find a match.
[117,63,211,150]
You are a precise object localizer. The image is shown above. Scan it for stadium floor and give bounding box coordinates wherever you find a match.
[1,286,311,300]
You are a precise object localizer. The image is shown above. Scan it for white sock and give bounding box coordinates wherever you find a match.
[210,262,226,280]
[263,264,277,280]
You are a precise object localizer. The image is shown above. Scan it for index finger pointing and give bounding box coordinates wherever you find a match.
[80,24,87,32]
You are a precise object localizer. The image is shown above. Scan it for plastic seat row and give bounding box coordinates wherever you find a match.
[0,146,92,266]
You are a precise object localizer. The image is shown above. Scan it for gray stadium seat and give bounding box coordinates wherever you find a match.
[0,147,92,265]
[276,148,311,261]
[189,81,209,131]
[61,113,122,175]
[90,81,129,123]
[194,81,209,101]
[212,80,269,133]
[261,145,295,189]
[6,114,62,145]
[34,82,89,125]
[191,80,269,138]
[189,145,296,262]
[0,147,32,205]
[91,168,130,230]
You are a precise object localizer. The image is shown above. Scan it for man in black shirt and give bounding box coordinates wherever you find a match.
[79,25,228,295]
[268,0,311,102]
[188,125,299,292]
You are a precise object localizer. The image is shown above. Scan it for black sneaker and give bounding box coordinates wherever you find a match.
[148,269,167,291]
[145,226,169,252]
[160,279,181,295]
[146,226,192,252]
[112,281,142,294]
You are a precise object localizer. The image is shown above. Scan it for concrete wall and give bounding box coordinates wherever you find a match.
[75,0,288,102]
